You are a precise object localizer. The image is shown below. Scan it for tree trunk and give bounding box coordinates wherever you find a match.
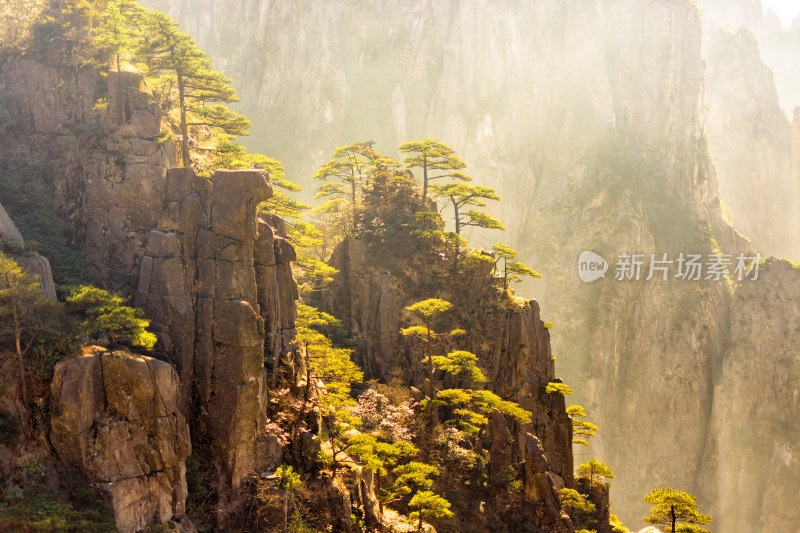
[13,307,30,434]
[452,197,461,235]
[115,53,124,125]
[283,491,288,533]
[351,179,357,232]
[177,70,190,168]
[422,154,428,198]
[425,320,433,396]
[671,505,676,533]
[503,258,508,291]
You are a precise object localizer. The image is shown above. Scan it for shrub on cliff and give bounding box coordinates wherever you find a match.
[66,285,156,349]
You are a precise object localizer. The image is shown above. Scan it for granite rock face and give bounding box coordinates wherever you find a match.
[50,348,191,533]
[133,168,298,509]
[0,47,300,530]
[698,259,800,533]
[0,58,172,292]
[324,235,574,526]
[704,27,800,260]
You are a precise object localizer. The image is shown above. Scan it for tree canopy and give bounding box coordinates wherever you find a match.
[575,458,615,486]
[643,488,712,533]
[66,286,157,349]
[132,8,249,166]
[492,243,541,290]
[398,138,469,199]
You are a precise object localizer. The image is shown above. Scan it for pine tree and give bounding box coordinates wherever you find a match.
[134,10,248,166]
[435,183,505,236]
[276,464,301,533]
[0,253,58,431]
[313,141,381,232]
[398,138,470,199]
[567,405,599,448]
[559,488,597,516]
[576,458,615,487]
[408,490,453,531]
[66,286,157,349]
[492,243,541,290]
[643,488,712,533]
[402,298,460,394]
[429,350,485,388]
[436,388,531,436]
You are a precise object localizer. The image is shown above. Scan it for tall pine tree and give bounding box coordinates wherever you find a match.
[134,10,248,166]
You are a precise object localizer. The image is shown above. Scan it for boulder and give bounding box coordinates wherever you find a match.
[0,202,23,246]
[51,348,191,533]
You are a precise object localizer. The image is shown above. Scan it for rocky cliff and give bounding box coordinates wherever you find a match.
[703,27,800,260]
[0,55,171,290]
[139,0,800,528]
[324,233,576,531]
[0,45,301,529]
[698,258,800,533]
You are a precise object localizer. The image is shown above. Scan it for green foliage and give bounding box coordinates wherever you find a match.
[93,0,143,71]
[0,131,86,285]
[184,455,213,532]
[407,490,453,531]
[132,8,247,166]
[276,464,301,493]
[492,243,541,289]
[406,298,453,319]
[67,286,157,349]
[559,488,597,515]
[545,382,574,396]
[296,304,362,404]
[434,183,504,236]
[643,487,711,533]
[576,459,615,486]
[435,388,532,435]
[567,405,599,447]
[0,0,47,50]
[398,138,469,198]
[429,350,486,386]
[610,513,631,533]
[0,461,115,531]
[314,142,381,233]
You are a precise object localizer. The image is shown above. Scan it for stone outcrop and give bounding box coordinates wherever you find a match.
[698,258,800,533]
[0,45,299,530]
[0,57,172,291]
[523,433,574,533]
[703,27,800,259]
[0,202,24,246]
[50,347,191,533]
[132,168,298,509]
[574,478,612,533]
[0,200,56,299]
[324,235,574,526]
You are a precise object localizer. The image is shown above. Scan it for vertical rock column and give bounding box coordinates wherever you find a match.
[254,215,299,383]
[193,170,272,496]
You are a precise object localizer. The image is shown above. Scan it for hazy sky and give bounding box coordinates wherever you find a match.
[763,0,800,26]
